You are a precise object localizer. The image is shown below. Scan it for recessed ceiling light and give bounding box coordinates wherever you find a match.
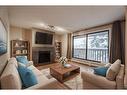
[39,23,48,28]
[55,26,68,32]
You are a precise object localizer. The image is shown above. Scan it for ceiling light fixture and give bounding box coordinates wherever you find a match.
[48,25,55,30]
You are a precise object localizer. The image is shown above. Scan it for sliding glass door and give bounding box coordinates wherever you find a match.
[73,35,86,59]
[72,30,109,63]
[87,31,109,62]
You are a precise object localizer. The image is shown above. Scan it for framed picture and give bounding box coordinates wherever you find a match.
[0,18,7,55]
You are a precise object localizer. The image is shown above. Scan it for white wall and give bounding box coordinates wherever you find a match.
[0,7,10,75]
[61,33,67,57]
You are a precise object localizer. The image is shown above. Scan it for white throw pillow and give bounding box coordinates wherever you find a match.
[106,59,121,81]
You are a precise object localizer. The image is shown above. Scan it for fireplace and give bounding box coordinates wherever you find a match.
[32,47,55,65]
[38,51,50,63]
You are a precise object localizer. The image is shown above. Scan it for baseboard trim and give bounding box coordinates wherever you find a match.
[71,58,105,67]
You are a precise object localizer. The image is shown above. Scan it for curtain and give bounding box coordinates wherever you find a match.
[109,21,125,64]
[66,33,72,59]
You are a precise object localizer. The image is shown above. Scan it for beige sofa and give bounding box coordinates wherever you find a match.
[0,57,67,89]
[81,64,124,89]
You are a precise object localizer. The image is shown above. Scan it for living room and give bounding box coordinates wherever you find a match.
[0,6,127,90]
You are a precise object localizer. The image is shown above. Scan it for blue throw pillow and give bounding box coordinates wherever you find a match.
[18,65,38,88]
[16,56,29,65]
[94,67,108,77]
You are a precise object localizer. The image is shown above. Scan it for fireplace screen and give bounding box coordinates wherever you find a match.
[38,51,50,63]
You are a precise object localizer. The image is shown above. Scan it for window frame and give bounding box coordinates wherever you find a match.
[72,30,109,63]
[72,34,87,60]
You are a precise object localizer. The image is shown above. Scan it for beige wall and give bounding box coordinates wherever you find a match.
[55,34,62,42]
[10,26,25,40]
[61,34,67,57]
[0,7,10,75]
[124,8,127,88]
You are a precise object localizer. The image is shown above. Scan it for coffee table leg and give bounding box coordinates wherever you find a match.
[59,75,63,83]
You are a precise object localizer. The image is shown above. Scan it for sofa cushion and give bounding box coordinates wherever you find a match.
[18,65,38,88]
[94,67,108,77]
[0,61,22,89]
[16,56,29,65]
[106,59,121,81]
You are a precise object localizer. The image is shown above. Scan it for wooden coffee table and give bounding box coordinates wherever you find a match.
[50,63,80,83]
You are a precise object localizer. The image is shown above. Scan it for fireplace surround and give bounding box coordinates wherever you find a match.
[32,47,55,66]
[38,51,50,63]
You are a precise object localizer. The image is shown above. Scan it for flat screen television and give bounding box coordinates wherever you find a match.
[35,32,53,45]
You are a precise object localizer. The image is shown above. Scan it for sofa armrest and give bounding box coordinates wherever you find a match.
[116,65,124,89]
[81,71,116,89]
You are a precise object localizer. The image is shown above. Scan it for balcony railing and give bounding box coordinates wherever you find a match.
[73,48,109,63]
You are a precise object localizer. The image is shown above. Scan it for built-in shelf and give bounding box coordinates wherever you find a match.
[11,40,30,60]
[55,42,61,61]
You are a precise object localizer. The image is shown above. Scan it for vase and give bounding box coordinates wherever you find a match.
[61,61,66,67]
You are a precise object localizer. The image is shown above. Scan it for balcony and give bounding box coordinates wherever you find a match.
[73,48,109,63]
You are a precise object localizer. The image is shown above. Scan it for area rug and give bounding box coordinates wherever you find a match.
[40,68,83,89]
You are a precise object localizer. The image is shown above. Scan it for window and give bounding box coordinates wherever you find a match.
[73,30,109,63]
[87,31,109,62]
[73,35,86,59]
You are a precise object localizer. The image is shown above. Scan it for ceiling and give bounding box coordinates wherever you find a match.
[8,6,125,34]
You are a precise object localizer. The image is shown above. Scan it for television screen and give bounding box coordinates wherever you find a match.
[35,32,53,45]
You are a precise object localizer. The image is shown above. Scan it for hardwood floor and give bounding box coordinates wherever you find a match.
[37,61,94,72]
